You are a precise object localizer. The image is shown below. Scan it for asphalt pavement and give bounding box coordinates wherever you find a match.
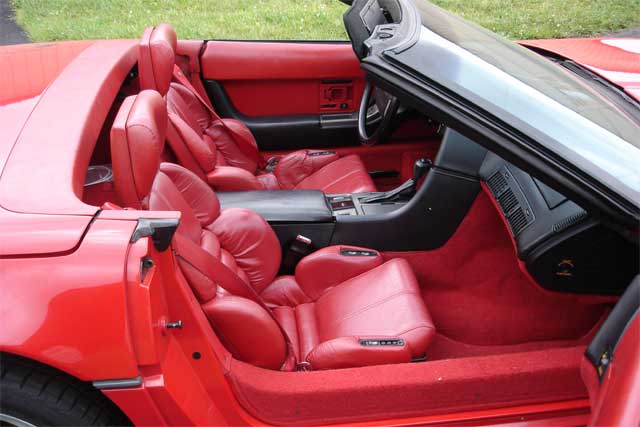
[1,0,29,45]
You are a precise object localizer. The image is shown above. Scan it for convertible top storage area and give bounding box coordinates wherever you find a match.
[0,40,137,216]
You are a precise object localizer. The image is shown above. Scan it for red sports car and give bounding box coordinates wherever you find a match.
[1,0,638,426]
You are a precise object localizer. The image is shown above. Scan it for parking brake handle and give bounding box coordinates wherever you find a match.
[360,158,431,204]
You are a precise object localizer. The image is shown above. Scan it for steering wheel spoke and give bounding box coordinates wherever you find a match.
[358,82,399,146]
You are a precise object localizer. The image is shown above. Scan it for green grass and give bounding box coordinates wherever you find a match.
[11,0,640,42]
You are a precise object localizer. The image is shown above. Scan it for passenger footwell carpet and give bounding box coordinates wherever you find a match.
[384,191,611,351]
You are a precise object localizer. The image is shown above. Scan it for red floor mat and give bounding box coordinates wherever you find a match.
[384,191,611,347]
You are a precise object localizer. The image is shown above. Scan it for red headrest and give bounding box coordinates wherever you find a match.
[111,90,168,209]
[139,24,177,96]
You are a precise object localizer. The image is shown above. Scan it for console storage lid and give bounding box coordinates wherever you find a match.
[217,190,333,222]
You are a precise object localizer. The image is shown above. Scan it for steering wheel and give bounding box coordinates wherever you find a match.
[357,82,400,146]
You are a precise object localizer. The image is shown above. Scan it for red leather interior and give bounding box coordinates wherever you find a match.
[201,41,365,117]
[294,245,384,300]
[293,154,377,193]
[206,166,264,191]
[110,90,167,209]
[272,150,340,189]
[139,24,177,97]
[138,25,376,194]
[110,91,434,371]
[203,295,287,370]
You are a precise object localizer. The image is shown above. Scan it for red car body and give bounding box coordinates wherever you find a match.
[0,29,638,427]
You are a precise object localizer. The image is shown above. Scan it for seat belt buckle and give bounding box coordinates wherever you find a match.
[296,361,312,371]
[265,156,279,172]
[282,235,313,273]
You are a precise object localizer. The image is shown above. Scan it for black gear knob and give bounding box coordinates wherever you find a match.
[413,158,431,182]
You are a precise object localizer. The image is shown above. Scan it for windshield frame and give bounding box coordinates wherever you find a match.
[371,0,640,212]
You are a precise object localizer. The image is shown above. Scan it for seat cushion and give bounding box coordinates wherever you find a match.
[275,258,435,370]
[295,154,376,194]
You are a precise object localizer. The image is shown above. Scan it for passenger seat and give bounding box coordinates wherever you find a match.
[137,24,377,194]
[110,90,435,370]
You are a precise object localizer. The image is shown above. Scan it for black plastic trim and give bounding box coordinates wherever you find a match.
[217,190,333,223]
[332,168,480,250]
[586,276,639,380]
[130,218,180,252]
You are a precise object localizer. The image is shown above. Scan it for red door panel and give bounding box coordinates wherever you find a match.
[201,41,365,117]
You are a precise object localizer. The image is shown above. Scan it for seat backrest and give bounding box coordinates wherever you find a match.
[138,25,260,176]
[110,90,287,369]
[139,24,177,97]
[111,89,281,292]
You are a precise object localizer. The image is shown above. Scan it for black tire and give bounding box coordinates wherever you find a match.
[0,353,131,427]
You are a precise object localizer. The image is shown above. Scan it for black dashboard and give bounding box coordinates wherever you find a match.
[480,153,638,295]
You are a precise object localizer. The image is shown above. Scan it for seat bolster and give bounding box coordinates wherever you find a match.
[211,118,261,172]
[203,295,287,370]
[273,150,340,189]
[306,336,413,370]
[295,246,384,300]
[160,162,221,225]
[296,154,377,194]
[168,111,218,174]
[256,172,281,190]
[261,275,312,307]
[207,166,265,191]
[139,25,176,96]
[210,208,281,293]
[273,306,300,362]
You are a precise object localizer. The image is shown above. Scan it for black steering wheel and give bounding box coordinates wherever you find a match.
[357,82,400,146]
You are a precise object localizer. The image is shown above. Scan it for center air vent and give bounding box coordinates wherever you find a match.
[487,169,534,236]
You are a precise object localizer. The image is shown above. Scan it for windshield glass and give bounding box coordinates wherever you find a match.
[414,1,639,145]
[385,1,640,205]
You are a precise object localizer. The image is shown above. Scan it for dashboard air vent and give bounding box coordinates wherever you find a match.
[487,169,534,236]
[487,172,508,196]
[498,189,518,214]
[507,207,528,235]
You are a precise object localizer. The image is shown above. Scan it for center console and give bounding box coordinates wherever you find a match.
[219,129,488,252]
[327,194,406,216]
[217,189,409,251]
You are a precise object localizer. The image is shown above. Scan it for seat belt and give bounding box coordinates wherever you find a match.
[171,233,298,370]
[171,65,262,168]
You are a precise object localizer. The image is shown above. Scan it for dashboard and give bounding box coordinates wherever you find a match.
[480,153,638,295]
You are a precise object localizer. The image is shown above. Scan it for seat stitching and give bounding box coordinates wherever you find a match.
[296,168,359,190]
[322,290,421,331]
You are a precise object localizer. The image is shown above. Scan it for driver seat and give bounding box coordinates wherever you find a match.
[138,24,377,194]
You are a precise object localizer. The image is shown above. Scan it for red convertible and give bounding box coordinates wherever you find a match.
[1,0,638,426]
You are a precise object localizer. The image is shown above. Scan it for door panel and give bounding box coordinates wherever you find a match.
[201,41,365,117]
[200,40,438,154]
[200,40,365,150]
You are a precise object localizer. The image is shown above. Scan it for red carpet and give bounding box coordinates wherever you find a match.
[384,191,611,348]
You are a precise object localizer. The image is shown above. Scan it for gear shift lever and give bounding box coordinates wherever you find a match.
[361,158,432,204]
[413,158,430,183]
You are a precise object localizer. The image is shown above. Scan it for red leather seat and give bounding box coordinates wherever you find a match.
[138,24,377,194]
[110,90,434,371]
